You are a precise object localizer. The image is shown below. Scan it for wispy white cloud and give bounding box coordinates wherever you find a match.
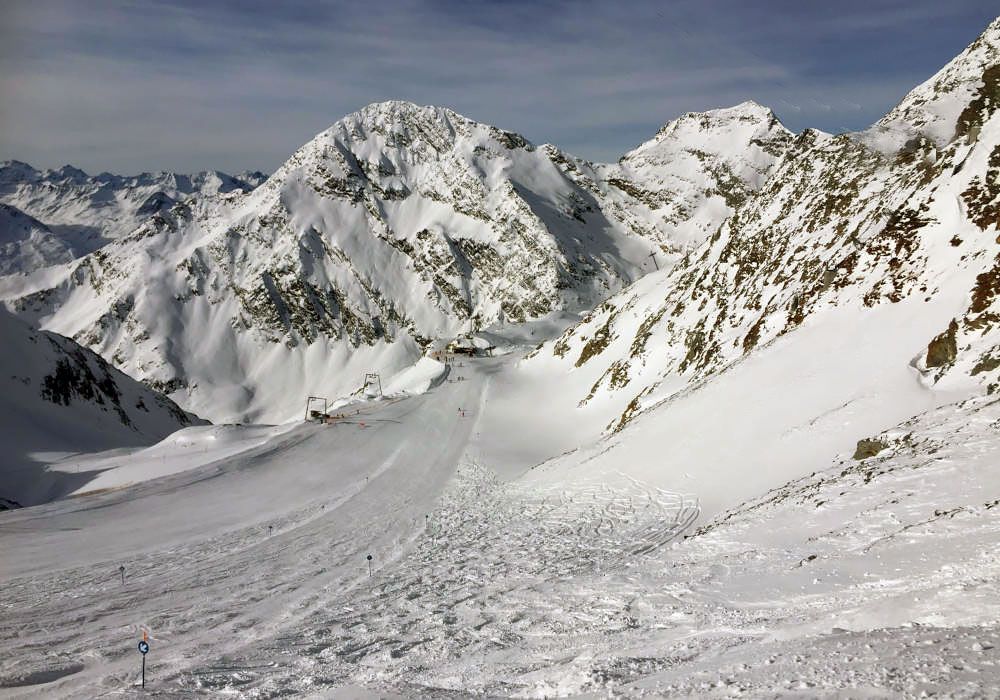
[0,0,996,172]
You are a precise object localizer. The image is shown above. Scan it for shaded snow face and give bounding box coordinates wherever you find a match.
[0,203,75,275]
[0,308,200,508]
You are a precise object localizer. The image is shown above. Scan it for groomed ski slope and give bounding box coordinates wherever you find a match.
[0,353,700,697]
[2,353,999,697]
[0,362,486,692]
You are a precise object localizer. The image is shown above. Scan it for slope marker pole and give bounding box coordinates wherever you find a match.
[137,631,149,689]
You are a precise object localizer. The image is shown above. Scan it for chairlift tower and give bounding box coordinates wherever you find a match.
[304,396,328,422]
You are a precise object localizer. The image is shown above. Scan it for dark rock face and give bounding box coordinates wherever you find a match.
[853,438,889,461]
[926,319,958,368]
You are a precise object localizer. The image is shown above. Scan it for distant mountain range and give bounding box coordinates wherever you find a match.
[0,161,267,266]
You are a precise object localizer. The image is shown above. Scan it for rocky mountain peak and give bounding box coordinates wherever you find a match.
[645,100,783,144]
[354,99,461,125]
[51,164,89,182]
[1,100,673,422]
[623,101,791,172]
[594,101,793,256]
[532,31,1000,450]
[280,101,536,181]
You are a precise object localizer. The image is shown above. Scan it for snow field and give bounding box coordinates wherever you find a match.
[0,356,999,696]
[158,395,1000,696]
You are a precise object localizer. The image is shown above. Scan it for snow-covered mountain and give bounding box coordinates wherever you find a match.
[1,101,788,423]
[0,307,200,509]
[0,203,75,276]
[3,16,1000,699]
[0,161,267,271]
[514,16,1000,518]
[535,100,792,266]
[606,101,791,255]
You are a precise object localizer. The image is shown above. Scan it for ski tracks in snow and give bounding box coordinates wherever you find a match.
[174,462,701,696]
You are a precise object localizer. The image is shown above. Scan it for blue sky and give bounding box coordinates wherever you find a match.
[1,0,997,174]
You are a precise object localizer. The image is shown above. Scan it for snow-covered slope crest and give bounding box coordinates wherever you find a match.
[861,15,1000,153]
[0,160,267,271]
[0,307,202,509]
[4,100,692,423]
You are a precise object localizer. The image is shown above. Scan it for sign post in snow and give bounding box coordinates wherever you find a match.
[119,565,125,585]
[366,554,373,577]
[137,633,150,688]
